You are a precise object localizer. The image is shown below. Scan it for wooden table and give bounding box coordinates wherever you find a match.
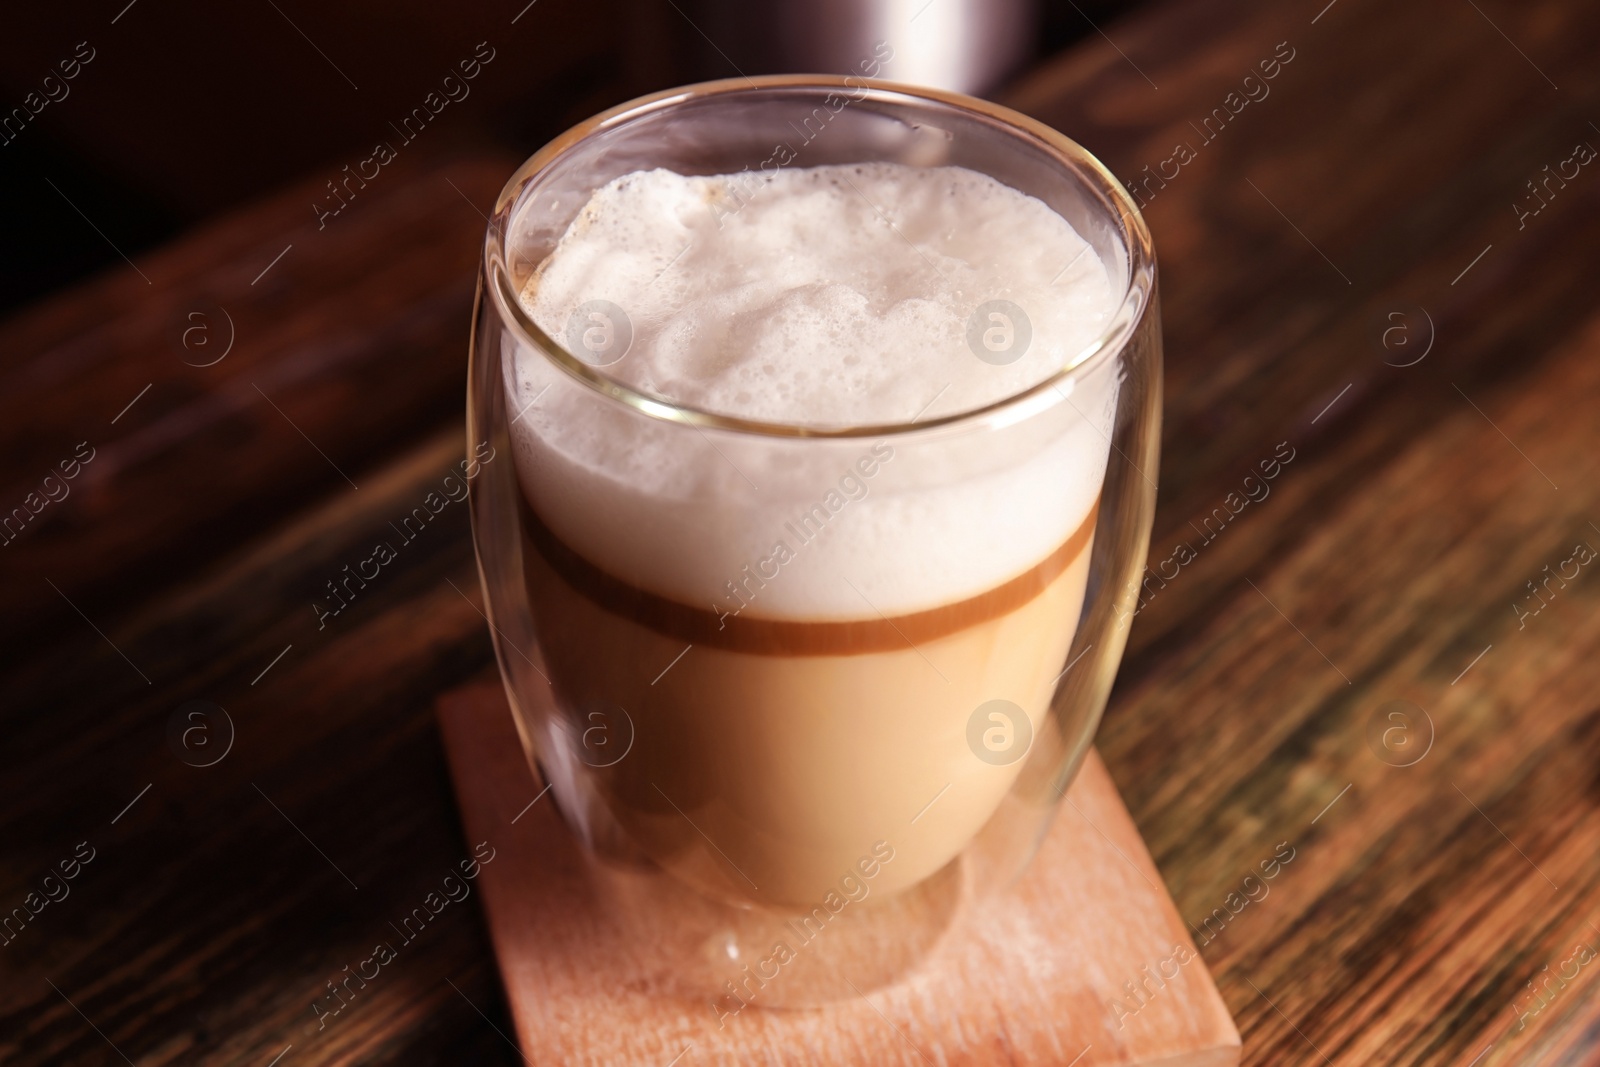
[2,0,1597,1061]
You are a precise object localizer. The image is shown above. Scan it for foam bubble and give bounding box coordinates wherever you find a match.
[521,164,1114,425]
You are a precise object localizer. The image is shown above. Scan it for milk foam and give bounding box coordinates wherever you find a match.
[506,163,1121,619]
[521,164,1113,425]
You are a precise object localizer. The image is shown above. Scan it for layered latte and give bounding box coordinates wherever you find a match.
[505,162,1117,907]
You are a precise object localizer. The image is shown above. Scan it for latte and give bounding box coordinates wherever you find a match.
[505,162,1117,906]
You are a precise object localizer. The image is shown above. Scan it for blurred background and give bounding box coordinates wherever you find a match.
[0,0,1139,316]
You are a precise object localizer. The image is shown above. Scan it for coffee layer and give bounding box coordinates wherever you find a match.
[522,496,1098,655]
[522,506,1096,905]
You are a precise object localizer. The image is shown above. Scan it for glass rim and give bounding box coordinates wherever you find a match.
[483,74,1156,440]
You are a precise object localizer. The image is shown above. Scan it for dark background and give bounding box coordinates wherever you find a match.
[0,0,1138,316]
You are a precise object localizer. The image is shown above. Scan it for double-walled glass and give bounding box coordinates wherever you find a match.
[467,75,1160,1006]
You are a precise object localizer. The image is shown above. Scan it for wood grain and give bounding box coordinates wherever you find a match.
[435,682,1239,1067]
[1,0,1598,1062]
[1006,0,1600,1063]
[0,154,521,1067]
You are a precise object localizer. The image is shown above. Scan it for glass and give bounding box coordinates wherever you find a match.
[466,75,1160,1007]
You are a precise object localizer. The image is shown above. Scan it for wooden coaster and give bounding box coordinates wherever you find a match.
[436,682,1239,1066]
